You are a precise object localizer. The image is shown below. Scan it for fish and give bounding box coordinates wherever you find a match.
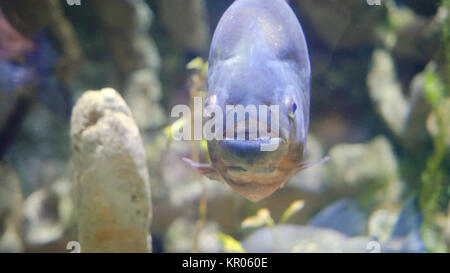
[0,8,34,61]
[184,0,328,202]
[0,27,73,118]
[0,7,35,92]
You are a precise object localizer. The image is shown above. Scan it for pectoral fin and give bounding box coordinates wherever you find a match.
[182,157,222,181]
[296,156,330,171]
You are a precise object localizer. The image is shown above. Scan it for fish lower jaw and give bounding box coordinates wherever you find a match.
[225,178,286,202]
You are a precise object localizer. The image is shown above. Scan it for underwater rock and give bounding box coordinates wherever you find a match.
[367,49,409,138]
[388,198,422,237]
[289,135,327,193]
[368,49,437,152]
[386,2,441,62]
[396,0,440,17]
[0,163,24,252]
[165,218,221,253]
[23,178,75,249]
[242,200,426,253]
[382,198,425,253]
[242,199,426,253]
[70,88,152,253]
[4,102,70,195]
[160,0,210,55]
[368,209,398,243]
[241,224,372,253]
[93,0,160,84]
[326,136,403,203]
[294,0,385,50]
[309,198,367,237]
[93,0,166,131]
[161,140,233,207]
[293,0,349,50]
[123,68,167,130]
[151,139,239,235]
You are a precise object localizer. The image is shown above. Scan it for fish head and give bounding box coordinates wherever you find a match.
[204,59,309,201]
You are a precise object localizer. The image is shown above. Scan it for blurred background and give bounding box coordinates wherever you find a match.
[0,0,449,253]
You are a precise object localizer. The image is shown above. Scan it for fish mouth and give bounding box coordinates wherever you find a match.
[226,175,282,188]
[225,165,277,174]
[226,165,247,172]
[223,172,289,202]
[210,118,289,176]
[221,157,289,185]
[223,119,285,142]
[206,118,295,202]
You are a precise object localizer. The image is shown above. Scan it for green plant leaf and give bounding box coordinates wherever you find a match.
[279,200,305,225]
[186,57,205,70]
[164,117,187,140]
[217,232,246,253]
[424,70,445,108]
[241,208,275,228]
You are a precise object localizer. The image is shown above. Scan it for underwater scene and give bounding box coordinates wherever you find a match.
[0,0,449,254]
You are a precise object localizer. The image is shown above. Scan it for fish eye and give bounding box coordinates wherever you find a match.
[287,100,297,119]
[285,97,297,118]
[292,102,297,114]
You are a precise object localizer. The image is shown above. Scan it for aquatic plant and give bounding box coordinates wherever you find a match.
[218,200,305,253]
[419,68,448,252]
[186,58,208,253]
[417,0,450,252]
[164,57,209,252]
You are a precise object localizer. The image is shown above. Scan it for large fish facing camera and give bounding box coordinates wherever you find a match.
[184,0,329,202]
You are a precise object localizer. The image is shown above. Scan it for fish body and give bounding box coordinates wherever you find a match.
[185,0,327,201]
[0,28,72,118]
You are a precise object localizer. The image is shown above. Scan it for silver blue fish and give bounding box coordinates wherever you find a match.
[185,0,328,201]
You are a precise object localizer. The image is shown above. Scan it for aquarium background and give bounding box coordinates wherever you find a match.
[0,0,449,253]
